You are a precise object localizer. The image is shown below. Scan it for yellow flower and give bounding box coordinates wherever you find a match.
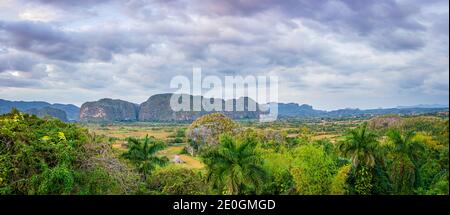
[58,132,66,141]
[41,136,51,142]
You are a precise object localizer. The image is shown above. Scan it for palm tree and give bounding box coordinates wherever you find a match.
[202,134,267,195]
[387,130,424,163]
[386,129,424,194]
[122,135,168,180]
[338,123,379,168]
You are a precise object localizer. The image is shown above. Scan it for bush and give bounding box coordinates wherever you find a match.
[353,166,373,195]
[185,113,239,156]
[290,144,336,194]
[0,110,129,194]
[147,166,208,195]
[330,164,351,195]
[261,152,294,194]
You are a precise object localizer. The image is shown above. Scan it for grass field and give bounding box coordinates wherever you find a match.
[86,124,205,169]
[89,115,448,176]
[88,125,177,139]
[85,121,349,170]
[157,145,205,169]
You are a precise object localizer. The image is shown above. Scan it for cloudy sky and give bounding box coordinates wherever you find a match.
[0,0,448,110]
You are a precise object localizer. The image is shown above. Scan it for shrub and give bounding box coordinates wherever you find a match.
[147,166,208,195]
[0,110,129,194]
[290,144,336,194]
[330,164,351,195]
[185,113,239,156]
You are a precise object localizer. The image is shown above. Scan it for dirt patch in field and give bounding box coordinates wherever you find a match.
[157,145,205,169]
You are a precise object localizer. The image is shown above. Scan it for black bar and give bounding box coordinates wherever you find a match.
[0,195,448,214]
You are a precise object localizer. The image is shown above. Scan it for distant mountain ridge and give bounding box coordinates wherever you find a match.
[138,93,260,122]
[25,107,68,122]
[0,99,79,121]
[276,104,448,119]
[80,94,261,122]
[275,103,326,117]
[396,104,449,109]
[1,97,448,122]
[51,103,80,121]
[79,98,139,122]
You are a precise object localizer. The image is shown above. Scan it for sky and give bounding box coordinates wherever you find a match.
[0,0,448,110]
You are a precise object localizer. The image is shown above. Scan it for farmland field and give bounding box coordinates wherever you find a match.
[85,119,353,170]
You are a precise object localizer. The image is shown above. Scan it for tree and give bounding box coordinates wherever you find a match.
[386,130,424,194]
[147,166,208,195]
[122,135,168,180]
[202,134,266,195]
[290,144,336,194]
[186,113,239,156]
[0,110,125,194]
[338,123,380,194]
[338,123,379,168]
[331,164,352,195]
[388,130,423,164]
[353,165,373,195]
[261,151,295,194]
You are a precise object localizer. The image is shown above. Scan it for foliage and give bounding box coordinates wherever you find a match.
[257,129,287,150]
[147,166,208,195]
[261,151,294,194]
[413,132,445,151]
[386,130,424,194]
[371,161,393,194]
[388,154,416,194]
[417,172,449,195]
[122,135,168,179]
[368,115,403,131]
[185,113,239,156]
[402,116,444,136]
[0,109,124,194]
[74,167,121,195]
[202,134,267,195]
[353,165,373,195]
[338,123,379,168]
[330,164,351,195]
[338,123,388,195]
[290,144,336,195]
[1,109,448,195]
[167,128,186,145]
[417,160,443,193]
[387,130,424,164]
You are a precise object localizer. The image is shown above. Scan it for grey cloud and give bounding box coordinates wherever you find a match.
[0,77,41,87]
[123,0,189,21]
[0,0,447,109]
[369,29,426,51]
[204,0,425,34]
[0,53,37,73]
[148,0,427,51]
[0,20,97,62]
[32,0,111,8]
[430,13,449,38]
[0,20,149,62]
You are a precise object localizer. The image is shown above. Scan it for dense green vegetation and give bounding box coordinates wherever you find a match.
[0,109,139,194]
[202,134,267,195]
[1,110,448,195]
[122,135,168,180]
